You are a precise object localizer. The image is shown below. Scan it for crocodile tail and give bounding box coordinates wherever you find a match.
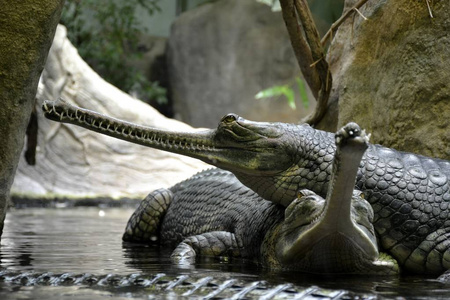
[122,188,173,243]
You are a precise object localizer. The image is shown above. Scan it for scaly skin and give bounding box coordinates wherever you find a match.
[269,123,398,274]
[42,99,450,275]
[123,123,398,274]
[272,123,381,273]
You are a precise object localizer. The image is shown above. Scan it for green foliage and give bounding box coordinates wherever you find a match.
[60,0,167,104]
[296,77,309,109]
[255,0,281,11]
[255,77,309,110]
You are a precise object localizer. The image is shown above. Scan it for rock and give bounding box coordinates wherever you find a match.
[319,0,450,160]
[11,25,208,201]
[132,35,168,84]
[0,0,63,235]
[167,0,315,128]
[127,34,172,117]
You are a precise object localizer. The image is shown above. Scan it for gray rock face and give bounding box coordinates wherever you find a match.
[320,0,450,160]
[11,25,208,200]
[167,0,315,128]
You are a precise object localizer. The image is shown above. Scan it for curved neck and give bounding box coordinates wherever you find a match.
[321,143,365,229]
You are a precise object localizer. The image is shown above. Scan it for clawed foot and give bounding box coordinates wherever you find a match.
[170,242,197,265]
[438,269,450,283]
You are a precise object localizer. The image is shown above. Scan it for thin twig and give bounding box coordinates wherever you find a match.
[353,8,368,20]
[321,0,369,46]
[425,0,434,18]
[310,57,323,68]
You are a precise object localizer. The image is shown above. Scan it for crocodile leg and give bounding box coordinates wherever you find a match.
[438,269,450,282]
[404,228,450,274]
[368,253,399,275]
[171,231,243,264]
[122,188,172,243]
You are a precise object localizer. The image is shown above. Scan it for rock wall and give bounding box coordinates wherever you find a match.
[167,0,315,128]
[11,25,208,200]
[320,0,449,159]
[0,0,64,235]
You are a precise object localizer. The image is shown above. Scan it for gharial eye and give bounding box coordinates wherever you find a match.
[353,190,365,199]
[297,189,316,199]
[221,114,237,123]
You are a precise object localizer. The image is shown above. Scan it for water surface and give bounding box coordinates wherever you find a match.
[1,207,449,299]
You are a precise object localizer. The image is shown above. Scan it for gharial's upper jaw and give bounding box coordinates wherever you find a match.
[42,99,71,121]
[42,100,295,176]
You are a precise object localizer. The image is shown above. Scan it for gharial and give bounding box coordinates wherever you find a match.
[43,99,393,275]
[121,121,399,274]
[42,99,450,276]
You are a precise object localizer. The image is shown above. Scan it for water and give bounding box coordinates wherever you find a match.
[1,207,449,299]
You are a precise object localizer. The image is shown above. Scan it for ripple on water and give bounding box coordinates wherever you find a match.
[1,207,449,299]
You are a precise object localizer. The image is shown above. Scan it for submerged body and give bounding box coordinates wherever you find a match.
[43,99,450,275]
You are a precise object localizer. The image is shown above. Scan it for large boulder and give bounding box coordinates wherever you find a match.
[11,25,208,201]
[319,0,449,160]
[167,0,315,128]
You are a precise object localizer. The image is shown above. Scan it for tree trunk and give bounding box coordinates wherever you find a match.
[0,1,64,237]
[318,0,449,160]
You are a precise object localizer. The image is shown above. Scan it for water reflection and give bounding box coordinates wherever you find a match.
[122,241,262,278]
[0,207,449,299]
[1,208,136,274]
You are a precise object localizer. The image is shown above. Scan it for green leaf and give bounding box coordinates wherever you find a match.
[296,77,309,109]
[281,86,296,110]
[255,85,296,110]
[255,85,287,99]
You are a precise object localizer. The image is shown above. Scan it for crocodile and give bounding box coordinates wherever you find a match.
[42,99,450,275]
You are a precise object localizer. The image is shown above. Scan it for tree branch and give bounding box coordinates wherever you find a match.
[279,0,320,99]
[321,0,369,46]
[293,0,331,125]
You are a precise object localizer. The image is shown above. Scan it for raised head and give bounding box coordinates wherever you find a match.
[42,99,309,205]
[272,123,397,274]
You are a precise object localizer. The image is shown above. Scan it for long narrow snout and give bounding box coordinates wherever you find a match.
[42,99,294,178]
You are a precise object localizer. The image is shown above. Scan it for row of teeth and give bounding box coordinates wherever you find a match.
[45,105,215,151]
